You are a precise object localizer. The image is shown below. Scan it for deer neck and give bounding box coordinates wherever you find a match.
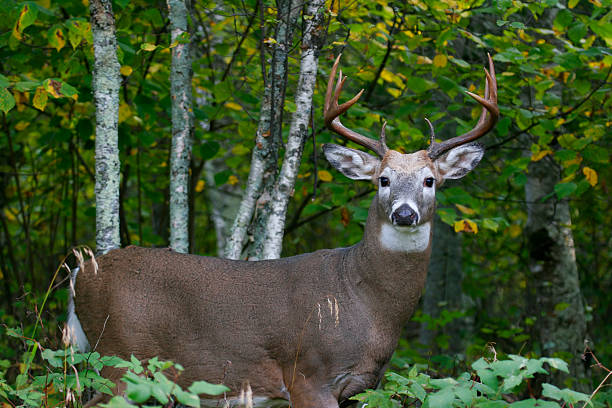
[345,195,433,322]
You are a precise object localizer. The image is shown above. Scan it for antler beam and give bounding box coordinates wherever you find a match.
[324,55,388,158]
[427,54,499,160]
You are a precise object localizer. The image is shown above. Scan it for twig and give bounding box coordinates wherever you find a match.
[581,344,612,408]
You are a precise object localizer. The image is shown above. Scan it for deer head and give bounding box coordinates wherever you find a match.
[323,54,498,236]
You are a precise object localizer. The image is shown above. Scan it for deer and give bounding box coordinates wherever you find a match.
[67,54,498,408]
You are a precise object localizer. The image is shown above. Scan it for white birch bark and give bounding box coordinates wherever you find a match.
[90,0,121,255]
[260,0,327,260]
[168,0,193,253]
[224,0,301,260]
[247,0,302,259]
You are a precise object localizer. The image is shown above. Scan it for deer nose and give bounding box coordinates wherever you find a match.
[392,204,418,226]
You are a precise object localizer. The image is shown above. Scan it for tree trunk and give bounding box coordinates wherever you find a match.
[260,0,327,260]
[204,159,241,256]
[224,0,300,260]
[90,0,121,255]
[168,0,194,254]
[525,156,589,390]
[419,216,472,354]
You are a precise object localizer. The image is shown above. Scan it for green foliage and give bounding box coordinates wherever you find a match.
[0,337,228,407]
[352,356,593,407]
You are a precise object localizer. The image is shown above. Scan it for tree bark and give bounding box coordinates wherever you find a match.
[224,0,301,260]
[168,0,194,254]
[90,0,121,255]
[260,0,327,260]
[418,216,471,354]
[525,156,589,390]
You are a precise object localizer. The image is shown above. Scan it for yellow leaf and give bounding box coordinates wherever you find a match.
[225,101,242,111]
[386,88,401,98]
[141,43,157,51]
[531,149,552,162]
[228,175,239,185]
[453,219,478,234]
[231,145,250,155]
[14,121,29,131]
[583,167,598,186]
[561,173,575,183]
[455,204,475,215]
[50,27,66,52]
[118,102,132,123]
[318,170,333,182]
[508,224,522,238]
[195,180,205,192]
[120,65,133,76]
[33,87,48,111]
[433,54,448,68]
[44,79,63,98]
[417,55,432,64]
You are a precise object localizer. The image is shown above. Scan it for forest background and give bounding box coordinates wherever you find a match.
[0,0,611,406]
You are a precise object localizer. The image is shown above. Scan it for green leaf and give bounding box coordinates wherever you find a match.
[502,374,523,391]
[126,382,151,403]
[14,3,38,36]
[554,182,577,199]
[483,218,499,232]
[583,145,608,163]
[188,381,230,396]
[15,81,40,91]
[173,389,200,408]
[509,21,526,29]
[41,349,63,367]
[540,358,569,373]
[104,395,135,408]
[0,74,9,88]
[427,387,455,407]
[0,88,15,113]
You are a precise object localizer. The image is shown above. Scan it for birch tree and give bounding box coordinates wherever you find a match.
[259,0,327,260]
[168,0,194,254]
[224,0,301,259]
[90,0,121,255]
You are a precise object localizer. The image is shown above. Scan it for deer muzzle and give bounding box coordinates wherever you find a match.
[391,204,418,226]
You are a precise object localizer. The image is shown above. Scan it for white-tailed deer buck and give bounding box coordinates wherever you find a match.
[68,55,498,407]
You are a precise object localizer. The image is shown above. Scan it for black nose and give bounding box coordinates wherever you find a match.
[391,204,418,226]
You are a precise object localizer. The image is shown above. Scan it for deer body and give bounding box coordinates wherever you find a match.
[74,200,431,406]
[69,55,498,408]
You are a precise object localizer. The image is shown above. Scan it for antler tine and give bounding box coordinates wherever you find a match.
[424,118,435,146]
[324,54,388,157]
[427,54,499,160]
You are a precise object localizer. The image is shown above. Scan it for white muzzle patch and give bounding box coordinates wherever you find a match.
[380,221,431,253]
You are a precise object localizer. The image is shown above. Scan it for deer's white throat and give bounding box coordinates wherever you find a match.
[380,222,431,253]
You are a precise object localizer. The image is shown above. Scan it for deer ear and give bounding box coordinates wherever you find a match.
[323,144,380,181]
[435,143,484,180]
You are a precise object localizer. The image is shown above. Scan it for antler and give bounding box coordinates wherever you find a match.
[427,54,499,160]
[324,54,388,158]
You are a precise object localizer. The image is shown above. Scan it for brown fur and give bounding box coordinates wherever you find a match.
[73,196,432,408]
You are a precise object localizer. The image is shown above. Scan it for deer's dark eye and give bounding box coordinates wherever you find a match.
[379,177,390,187]
[424,177,435,187]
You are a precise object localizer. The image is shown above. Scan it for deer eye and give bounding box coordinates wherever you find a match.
[379,177,390,187]
[424,177,435,187]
